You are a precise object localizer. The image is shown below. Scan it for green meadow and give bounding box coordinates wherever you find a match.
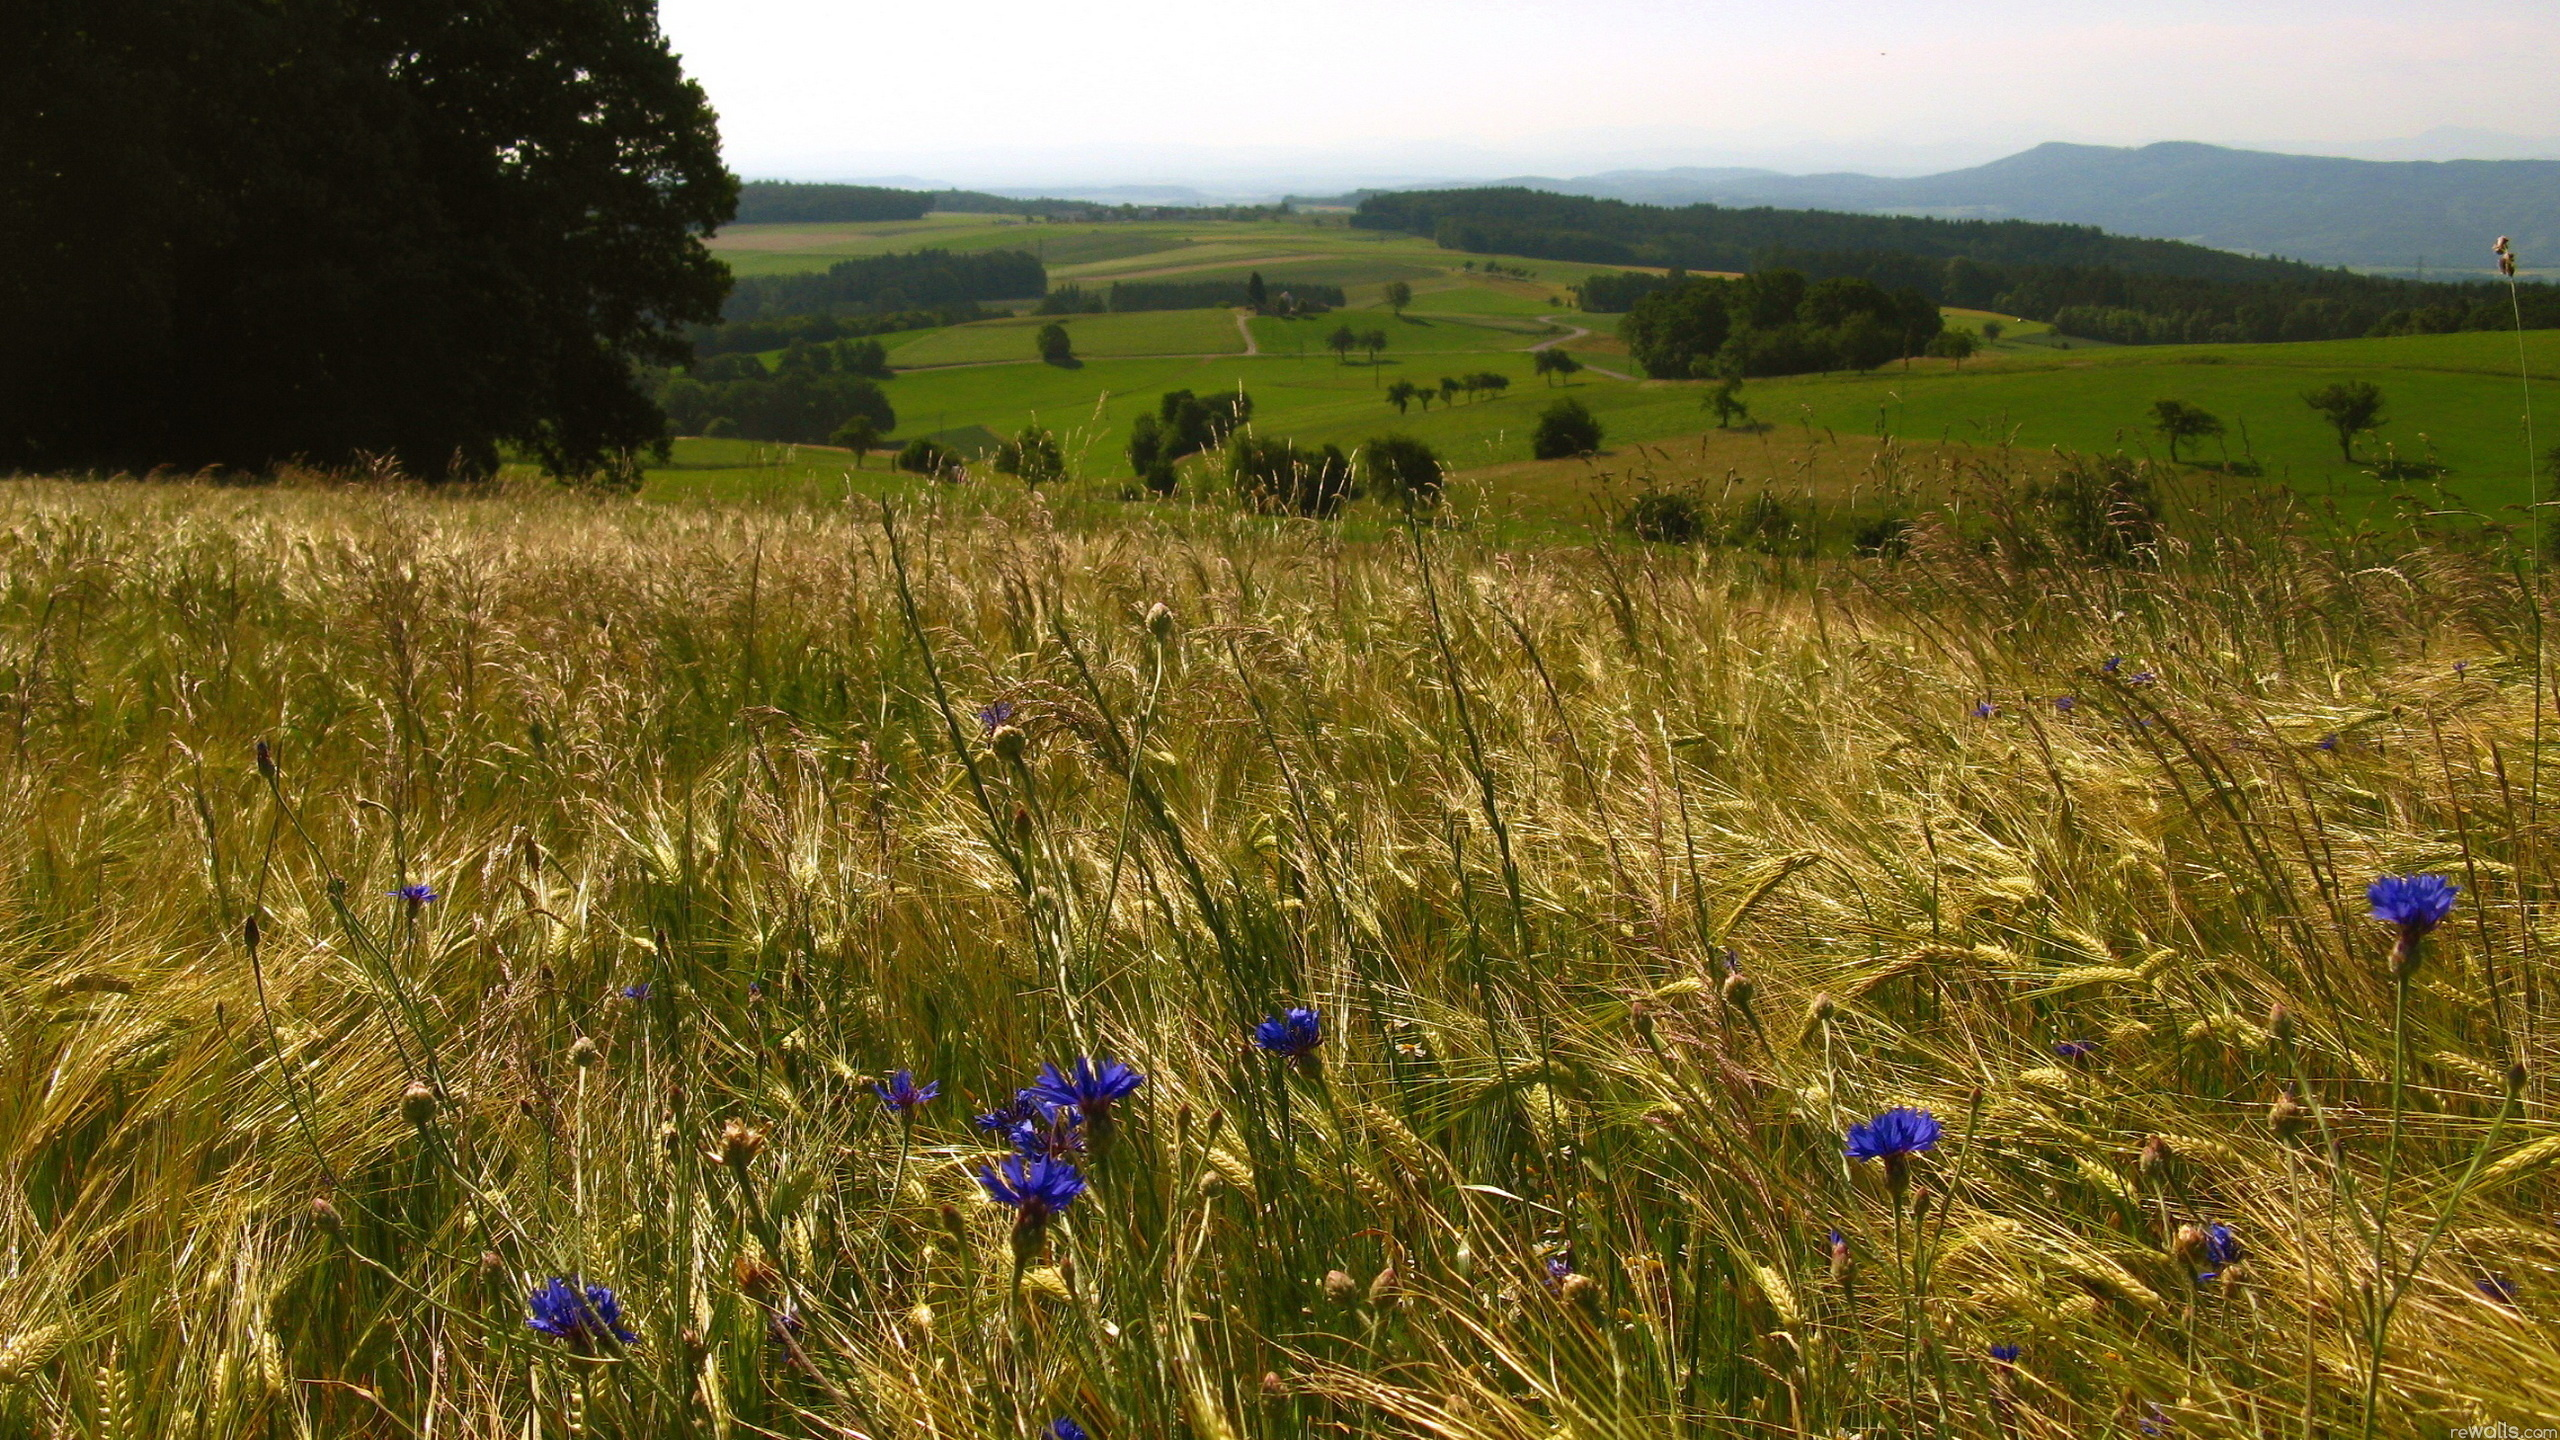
[700,214,2556,529]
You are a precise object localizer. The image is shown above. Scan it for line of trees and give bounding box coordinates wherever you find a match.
[724,249,1046,323]
[1044,279,1346,314]
[687,308,992,358]
[733,182,933,224]
[1617,270,1943,379]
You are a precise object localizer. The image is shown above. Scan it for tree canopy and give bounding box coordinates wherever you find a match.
[3,0,738,478]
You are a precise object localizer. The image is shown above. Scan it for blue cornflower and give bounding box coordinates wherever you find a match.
[2054,1039,2096,1064]
[976,1153,1088,1220]
[2102,656,2124,674]
[978,1153,1088,1268]
[1846,1107,1941,1162]
[978,699,1018,734]
[1847,1107,1940,1196]
[1989,1343,2021,1363]
[2128,670,2158,686]
[2196,1223,2242,1282]
[1541,1253,1575,1290]
[2456,659,2471,676]
[976,1092,1081,1155]
[1972,700,1997,719]
[391,883,439,905]
[2054,695,2077,713]
[2479,1273,2520,1303]
[1025,1057,1146,1131]
[526,1277,639,1348]
[2316,734,2338,752]
[874,1069,940,1114]
[1254,1006,1323,1059]
[2138,1402,2173,1435]
[620,982,650,1001]
[2369,874,2458,938]
[1050,1421,1090,1440]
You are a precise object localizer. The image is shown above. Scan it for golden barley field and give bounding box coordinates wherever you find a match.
[0,470,2553,1438]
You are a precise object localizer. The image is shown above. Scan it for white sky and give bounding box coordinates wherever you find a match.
[658,0,2560,188]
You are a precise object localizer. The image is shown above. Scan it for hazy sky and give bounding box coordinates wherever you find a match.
[658,0,2560,188]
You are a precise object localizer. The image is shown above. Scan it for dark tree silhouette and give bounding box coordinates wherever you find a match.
[4,0,735,479]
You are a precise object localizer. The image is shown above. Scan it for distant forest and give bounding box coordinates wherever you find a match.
[1363,189,2560,345]
[722,249,1046,323]
[732,180,1289,226]
[733,183,933,224]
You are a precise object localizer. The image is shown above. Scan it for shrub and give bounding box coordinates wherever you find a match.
[1036,322,1074,365]
[1852,513,1916,558]
[2028,454,2160,560]
[993,425,1064,485]
[1619,489,1707,543]
[895,437,960,479]
[1531,398,1603,459]
[1361,435,1445,509]
[1229,432,1356,517]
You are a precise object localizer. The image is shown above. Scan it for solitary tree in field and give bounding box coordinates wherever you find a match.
[1981,319,2006,342]
[2303,381,2386,462]
[831,415,881,463]
[1037,322,1075,365]
[1385,380,1419,414]
[1706,377,1749,429]
[2149,399,2225,464]
[1327,324,1358,364]
[1534,349,1582,386]
[1247,272,1267,310]
[1384,281,1413,316]
[1531,397,1603,459]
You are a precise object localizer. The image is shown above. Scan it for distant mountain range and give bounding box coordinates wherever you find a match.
[1469,143,2560,275]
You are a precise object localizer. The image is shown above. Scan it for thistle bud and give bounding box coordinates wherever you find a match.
[2138,1135,2174,1180]
[719,1119,767,1171]
[243,912,261,952]
[255,738,276,781]
[2267,1003,2295,1043]
[569,1036,601,1068]
[989,725,1027,763]
[1322,1269,1360,1305]
[1367,1263,1402,1307]
[310,1196,342,1233]
[1720,969,1755,1010]
[2509,1061,2531,1097]
[2269,1087,2307,1141]
[734,1249,781,1299]
[1557,1272,1599,1310]
[401,1082,438,1128]
[2170,1223,2210,1267]
[1260,1370,1287,1399]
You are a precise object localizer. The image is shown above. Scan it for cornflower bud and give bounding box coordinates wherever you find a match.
[401,1082,438,1128]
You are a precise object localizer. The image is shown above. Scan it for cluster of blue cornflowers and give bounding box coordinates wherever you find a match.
[972,1057,1144,1271]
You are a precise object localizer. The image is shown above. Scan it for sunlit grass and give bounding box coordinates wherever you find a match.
[0,470,2552,1437]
